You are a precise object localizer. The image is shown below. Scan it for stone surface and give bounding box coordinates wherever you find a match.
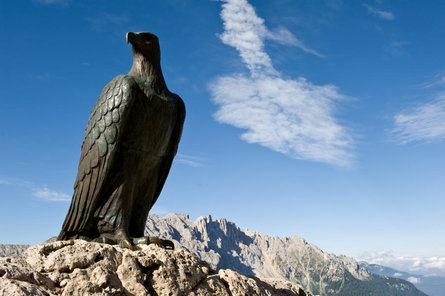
[0,240,309,296]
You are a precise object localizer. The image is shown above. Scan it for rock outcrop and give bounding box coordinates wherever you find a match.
[0,239,310,296]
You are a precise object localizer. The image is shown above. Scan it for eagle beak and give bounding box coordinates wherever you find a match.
[126,32,134,44]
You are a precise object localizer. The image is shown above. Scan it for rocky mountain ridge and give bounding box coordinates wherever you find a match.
[144,214,427,296]
[0,245,30,258]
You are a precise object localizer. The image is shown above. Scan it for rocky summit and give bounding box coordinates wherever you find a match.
[0,239,311,296]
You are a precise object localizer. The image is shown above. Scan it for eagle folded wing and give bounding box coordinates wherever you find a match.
[59,75,138,239]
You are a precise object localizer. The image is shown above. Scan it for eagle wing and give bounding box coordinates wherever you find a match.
[132,93,185,237]
[58,75,138,239]
[152,93,185,201]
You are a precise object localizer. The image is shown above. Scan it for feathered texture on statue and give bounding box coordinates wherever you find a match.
[58,32,185,249]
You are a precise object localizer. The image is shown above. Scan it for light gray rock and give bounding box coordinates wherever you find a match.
[0,244,29,257]
[0,239,309,296]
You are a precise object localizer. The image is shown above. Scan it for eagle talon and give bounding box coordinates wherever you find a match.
[148,236,175,250]
[161,239,175,250]
[120,238,140,251]
[129,236,175,250]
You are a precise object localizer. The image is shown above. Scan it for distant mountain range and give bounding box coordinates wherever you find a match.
[0,244,29,257]
[1,213,432,296]
[144,214,427,296]
[360,262,445,296]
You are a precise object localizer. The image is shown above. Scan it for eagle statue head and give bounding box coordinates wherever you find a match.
[126,32,161,67]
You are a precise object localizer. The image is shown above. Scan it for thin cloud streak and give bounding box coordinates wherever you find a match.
[0,178,33,187]
[149,204,173,216]
[0,178,71,202]
[32,186,71,202]
[33,0,70,5]
[266,27,325,58]
[419,74,445,89]
[363,4,394,20]
[175,153,205,167]
[86,13,128,32]
[386,41,409,57]
[392,94,445,144]
[210,0,354,166]
[0,179,12,185]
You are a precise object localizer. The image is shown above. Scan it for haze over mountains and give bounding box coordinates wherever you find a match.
[360,262,445,296]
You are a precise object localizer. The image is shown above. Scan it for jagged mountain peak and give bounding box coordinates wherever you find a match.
[145,213,426,296]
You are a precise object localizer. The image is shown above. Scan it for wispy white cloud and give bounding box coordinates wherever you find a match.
[210,0,354,166]
[391,41,409,48]
[33,0,70,5]
[86,13,128,31]
[407,276,421,284]
[149,204,172,216]
[363,4,395,20]
[32,186,71,202]
[386,41,409,57]
[175,153,205,167]
[218,0,323,74]
[0,179,12,185]
[218,0,276,76]
[29,72,50,82]
[392,94,445,144]
[359,250,445,277]
[266,27,325,58]
[1,178,70,202]
[0,178,33,187]
[419,74,445,89]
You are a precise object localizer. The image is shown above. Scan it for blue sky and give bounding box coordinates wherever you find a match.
[1,0,444,276]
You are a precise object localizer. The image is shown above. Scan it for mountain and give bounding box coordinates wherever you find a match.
[145,213,427,296]
[361,262,445,296]
[0,244,29,257]
[0,239,311,295]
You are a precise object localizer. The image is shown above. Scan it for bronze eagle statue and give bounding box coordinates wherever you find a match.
[58,32,185,249]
